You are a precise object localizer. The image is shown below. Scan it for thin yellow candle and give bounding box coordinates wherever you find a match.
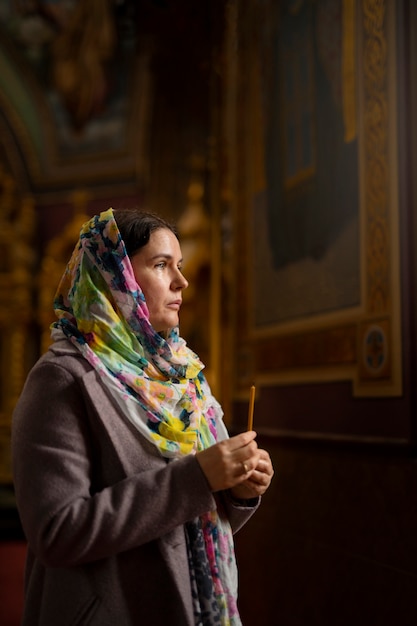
[247,385,255,431]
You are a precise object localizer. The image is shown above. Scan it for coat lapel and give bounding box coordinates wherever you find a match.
[51,339,165,476]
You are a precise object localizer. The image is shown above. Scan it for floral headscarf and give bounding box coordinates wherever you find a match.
[52,208,241,625]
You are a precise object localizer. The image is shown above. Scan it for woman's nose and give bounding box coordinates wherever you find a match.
[175,270,188,290]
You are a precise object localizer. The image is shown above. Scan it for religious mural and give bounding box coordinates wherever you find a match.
[0,0,139,154]
[228,0,402,399]
[0,0,149,187]
[252,0,360,326]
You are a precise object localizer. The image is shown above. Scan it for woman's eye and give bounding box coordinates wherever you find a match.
[155,261,166,269]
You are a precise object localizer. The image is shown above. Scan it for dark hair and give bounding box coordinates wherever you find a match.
[113,208,179,257]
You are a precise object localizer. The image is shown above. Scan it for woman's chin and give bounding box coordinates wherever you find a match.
[151,314,179,334]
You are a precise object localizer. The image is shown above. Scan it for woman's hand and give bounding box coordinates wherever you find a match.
[229,448,274,500]
[196,431,271,493]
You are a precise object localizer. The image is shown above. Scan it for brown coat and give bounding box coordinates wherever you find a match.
[12,340,257,626]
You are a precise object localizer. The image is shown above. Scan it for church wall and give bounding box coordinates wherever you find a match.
[227,2,417,624]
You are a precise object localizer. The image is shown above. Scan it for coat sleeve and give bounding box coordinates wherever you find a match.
[12,360,217,568]
[219,492,260,534]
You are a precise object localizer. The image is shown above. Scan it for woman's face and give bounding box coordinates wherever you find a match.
[130,228,189,332]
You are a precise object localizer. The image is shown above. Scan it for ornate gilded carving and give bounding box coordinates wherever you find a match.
[38,191,90,354]
[0,168,36,482]
[363,0,390,314]
[177,171,214,385]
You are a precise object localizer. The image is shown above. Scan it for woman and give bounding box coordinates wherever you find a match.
[12,208,273,626]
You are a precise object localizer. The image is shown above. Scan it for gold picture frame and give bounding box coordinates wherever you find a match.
[226,0,401,400]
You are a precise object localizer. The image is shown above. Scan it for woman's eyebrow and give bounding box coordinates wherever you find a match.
[149,253,183,262]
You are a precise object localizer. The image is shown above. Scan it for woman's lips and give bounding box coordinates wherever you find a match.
[167,300,181,310]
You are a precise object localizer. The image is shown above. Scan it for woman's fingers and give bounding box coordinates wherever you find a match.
[256,449,274,475]
[228,447,274,501]
[196,433,261,492]
[248,451,274,488]
[196,430,274,495]
[226,430,257,450]
[234,438,274,476]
